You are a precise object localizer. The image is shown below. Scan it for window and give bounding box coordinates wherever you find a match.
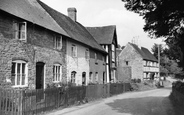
[11,60,28,87]
[54,36,62,50]
[85,49,89,60]
[89,72,93,82]
[95,53,98,64]
[102,56,105,65]
[71,45,77,57]
[13,21,27,41]
[53,64,62,82]
[143,61,146,66]
[71,71,76,83]
[82,72,86,85]
[95,72,98,82]
[125,61,129,65]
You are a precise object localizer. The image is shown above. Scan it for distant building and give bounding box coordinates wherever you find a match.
[87,26,118,83]
[117,43,159,81]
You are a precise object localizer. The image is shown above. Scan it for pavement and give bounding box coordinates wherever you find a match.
[44,86,184,115]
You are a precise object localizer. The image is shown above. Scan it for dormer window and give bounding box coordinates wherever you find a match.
[13,21,27,41]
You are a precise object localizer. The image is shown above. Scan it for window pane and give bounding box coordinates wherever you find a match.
[17,73,20,85]
[22,74,25,85]
[22,63,25,74]
[17,63,21,74]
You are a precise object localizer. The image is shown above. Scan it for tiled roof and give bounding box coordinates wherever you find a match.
[86,26,117,45]
[0,0,69,37]
[129,43,158,62]
[38,0,106,53]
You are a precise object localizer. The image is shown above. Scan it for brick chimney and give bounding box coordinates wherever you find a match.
[67,7,77,22]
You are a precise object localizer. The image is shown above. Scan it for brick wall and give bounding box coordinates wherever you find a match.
[118,43,143,81]
[89,50,106,84]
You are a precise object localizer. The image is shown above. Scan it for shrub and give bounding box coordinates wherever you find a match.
[172,81,184,94]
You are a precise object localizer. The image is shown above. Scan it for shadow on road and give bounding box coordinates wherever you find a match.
[106,92,184,115]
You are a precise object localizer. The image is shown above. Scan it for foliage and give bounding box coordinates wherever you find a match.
[151,44,183,79]
[172,81,184,94]
[122,0,184,68]
[131,78,141,83]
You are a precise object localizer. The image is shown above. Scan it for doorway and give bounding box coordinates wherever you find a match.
[82,72,86,85]
[36,62,45,89]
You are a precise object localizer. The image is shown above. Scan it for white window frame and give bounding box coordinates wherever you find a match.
[14,21,27,41]
[54,36,62,50]
[71,45,77,57]
[11,60,28,87]
[53,64,62,82]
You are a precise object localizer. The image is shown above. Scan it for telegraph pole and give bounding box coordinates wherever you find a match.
[158,44,161,86]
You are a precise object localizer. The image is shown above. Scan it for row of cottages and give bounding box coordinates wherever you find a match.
[117,43,159,81]
[0,0,117,89]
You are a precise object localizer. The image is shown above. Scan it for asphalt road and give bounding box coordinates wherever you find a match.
[45,87,184,115]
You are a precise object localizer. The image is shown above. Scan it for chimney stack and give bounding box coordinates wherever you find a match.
[67,7,77,22]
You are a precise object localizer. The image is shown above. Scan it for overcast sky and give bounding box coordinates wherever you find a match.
[40,0,163,50]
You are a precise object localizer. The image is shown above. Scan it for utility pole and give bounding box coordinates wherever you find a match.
[158,44,161,86]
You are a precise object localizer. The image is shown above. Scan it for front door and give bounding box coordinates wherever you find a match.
[36,62,44,89]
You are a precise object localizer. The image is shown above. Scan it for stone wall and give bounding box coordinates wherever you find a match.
[118,43,143,81]
[117,66,131,82]
[0,12,67,89]
[0,35,67,89]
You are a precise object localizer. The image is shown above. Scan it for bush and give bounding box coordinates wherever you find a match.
[131,79,141,83]
[172,81,184,94]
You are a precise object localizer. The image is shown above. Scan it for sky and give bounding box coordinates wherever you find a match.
[40,0,163,50]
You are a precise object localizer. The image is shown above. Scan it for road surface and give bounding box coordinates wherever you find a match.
[45,87,184,115]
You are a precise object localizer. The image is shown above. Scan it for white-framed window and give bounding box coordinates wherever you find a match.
[71,71,76,83]
[54,36,62,50]
[71,45,77,57]
[53,64,62,82]
[13,21,27,41]
[85,49,89,60]
[11,60,28,87]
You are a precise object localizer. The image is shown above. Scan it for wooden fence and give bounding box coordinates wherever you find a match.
[0,83,131,115]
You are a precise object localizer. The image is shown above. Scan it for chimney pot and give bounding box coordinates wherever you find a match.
[67,7,77,21]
